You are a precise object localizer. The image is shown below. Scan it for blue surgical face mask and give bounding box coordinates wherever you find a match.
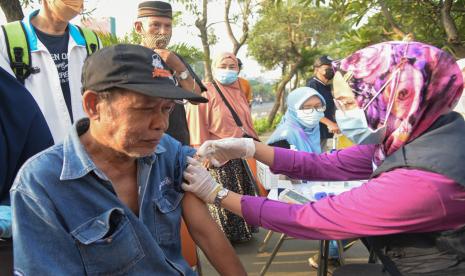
[296,110,324,128]
[214,69,238,85]
[335,108,386,145]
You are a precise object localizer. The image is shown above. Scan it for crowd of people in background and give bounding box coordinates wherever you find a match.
[1,0,465,275]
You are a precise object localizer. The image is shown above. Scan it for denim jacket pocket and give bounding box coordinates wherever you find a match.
[153,189,183,243]
[71,208,145,275]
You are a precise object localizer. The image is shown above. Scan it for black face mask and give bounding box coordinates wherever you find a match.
[324,68,335,80]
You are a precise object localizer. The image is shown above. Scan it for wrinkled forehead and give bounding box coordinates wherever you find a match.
[137,15,172,26]
[114,89,173,106]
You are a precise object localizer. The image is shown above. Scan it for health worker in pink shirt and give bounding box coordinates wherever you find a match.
[183,41,465,276]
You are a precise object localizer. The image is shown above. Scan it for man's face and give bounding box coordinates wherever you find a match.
[142,16,172,36]
[95,90,175,158]
[316,65,331,80]
[136,16,173,49]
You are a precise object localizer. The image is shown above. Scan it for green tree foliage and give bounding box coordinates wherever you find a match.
[99,10,204,77]
[329,0,465,58]
[272,0,465,57]
[248,0,348,124]
[98,32,204,69]
[253,112,282,135]
[249,79,274,102]
[174,0,215,81]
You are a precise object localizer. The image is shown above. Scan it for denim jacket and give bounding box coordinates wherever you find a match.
[11,119,196,275]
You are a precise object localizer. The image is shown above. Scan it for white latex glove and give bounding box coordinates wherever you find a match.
[182,157,221,204]
[197,138,256,167]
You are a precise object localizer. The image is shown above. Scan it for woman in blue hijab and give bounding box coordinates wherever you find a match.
[267,87,326,152]
[267,87,335,268]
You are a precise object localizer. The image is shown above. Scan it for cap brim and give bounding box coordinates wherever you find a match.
[115,83,208,103]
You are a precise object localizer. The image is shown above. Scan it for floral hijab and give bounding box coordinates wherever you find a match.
[334,41,463,164]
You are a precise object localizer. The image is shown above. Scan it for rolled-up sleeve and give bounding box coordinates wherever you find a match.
[270,145,375,181]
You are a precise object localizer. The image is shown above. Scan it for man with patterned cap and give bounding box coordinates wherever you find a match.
[135,1,207,146]
[11,44,246,275]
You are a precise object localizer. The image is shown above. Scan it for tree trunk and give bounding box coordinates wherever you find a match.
[378,0,412,39]
[279,87,287,114]
[440,0,465,58]
[224,0,251,55]
[195,0,213,82]
[0,0,24,22]
[268,62,301,125]
[291,71,299,90]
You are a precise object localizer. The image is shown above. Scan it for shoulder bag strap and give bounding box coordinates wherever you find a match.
[212,80,244,128]
[212,81,260,142]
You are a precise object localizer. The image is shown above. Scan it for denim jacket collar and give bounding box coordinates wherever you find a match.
[60,119,165,181]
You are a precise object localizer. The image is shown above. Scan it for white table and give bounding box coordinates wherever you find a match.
[259,179,364,276]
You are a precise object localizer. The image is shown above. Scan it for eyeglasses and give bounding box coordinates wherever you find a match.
[300,106,326,113]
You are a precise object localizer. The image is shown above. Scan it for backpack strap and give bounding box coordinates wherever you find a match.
[76,26,99,55]
[1,21,32,84]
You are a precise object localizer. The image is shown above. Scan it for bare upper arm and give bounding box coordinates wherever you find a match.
[181,192,216,237]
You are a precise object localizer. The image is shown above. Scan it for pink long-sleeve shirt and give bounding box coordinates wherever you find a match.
[241,145,465,240]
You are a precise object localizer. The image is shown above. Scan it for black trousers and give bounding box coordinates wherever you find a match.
[0,238,13,276]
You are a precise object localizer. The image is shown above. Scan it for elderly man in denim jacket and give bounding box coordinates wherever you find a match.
[10,44,246,275]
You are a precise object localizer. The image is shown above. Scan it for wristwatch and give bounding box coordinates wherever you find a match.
[177,69,190,80]
[214,187,229,207]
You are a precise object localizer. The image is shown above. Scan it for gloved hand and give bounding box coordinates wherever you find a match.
[0,205,12,238]
[182,157,221,204]
[197,138,256,167]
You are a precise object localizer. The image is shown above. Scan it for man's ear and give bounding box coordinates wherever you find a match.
[134,20,143,34]
[82,90,100,120]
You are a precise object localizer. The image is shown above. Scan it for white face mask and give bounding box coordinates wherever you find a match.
[296,110,324,128]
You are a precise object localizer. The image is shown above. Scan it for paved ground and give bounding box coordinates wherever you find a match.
[198,228,369,276]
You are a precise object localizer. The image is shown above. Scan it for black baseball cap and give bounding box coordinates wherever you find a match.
[314,55,334,67]
[82,44,207,103]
